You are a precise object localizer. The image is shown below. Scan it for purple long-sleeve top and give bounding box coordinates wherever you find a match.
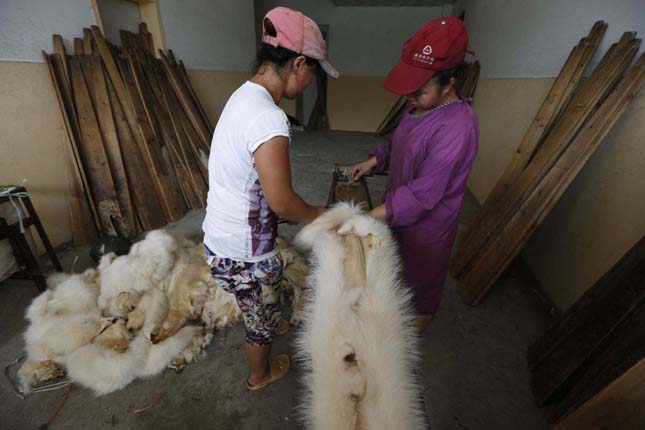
[371,99,479,314]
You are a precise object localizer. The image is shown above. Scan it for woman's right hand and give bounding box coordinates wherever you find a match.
[349,157,378,183]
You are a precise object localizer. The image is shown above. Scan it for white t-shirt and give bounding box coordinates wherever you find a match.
[202,81,290,262]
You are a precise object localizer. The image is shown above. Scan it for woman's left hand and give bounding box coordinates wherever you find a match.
[369,204,387,220]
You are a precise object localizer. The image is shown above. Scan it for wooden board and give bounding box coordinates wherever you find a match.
[88,54,135,237]
[151,59,208,206]
[528,237,645,369]
[74,38,83,55]
[159,51,211,150]
[104,64,165,231]
[82,28,94,54]
[133,52,199,209]
[550,301,645,423]
[123,52,187,219]
[178,60,213,132]
[92,25,185,222]
[529,237,644,404]
[451,22,607,277]
[42,51,98,244]
[458,50,645,305]
[69,55,121,236]
[453,33,639,287]
[552,360,645,430]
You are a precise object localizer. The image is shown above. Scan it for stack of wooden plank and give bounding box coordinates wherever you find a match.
[43,24,212,244]
[528,237,644,427]
[375,61,481,136]
[450,22,645,305]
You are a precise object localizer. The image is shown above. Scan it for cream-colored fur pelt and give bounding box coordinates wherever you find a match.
[294,203,426,430]
[18,229,242,396]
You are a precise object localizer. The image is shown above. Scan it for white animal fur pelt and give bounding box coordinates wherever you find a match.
[295,203,426,430]
[19,229,242,395]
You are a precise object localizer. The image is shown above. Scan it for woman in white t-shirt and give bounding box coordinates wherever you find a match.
[202,7,338,391]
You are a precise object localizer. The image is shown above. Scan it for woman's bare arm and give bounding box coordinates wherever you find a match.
[254,136,324,223]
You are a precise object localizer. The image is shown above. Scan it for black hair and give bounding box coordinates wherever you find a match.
[254,18,319,73]
[434,63,466,89]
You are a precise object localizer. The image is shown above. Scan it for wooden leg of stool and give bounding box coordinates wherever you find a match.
[22,196,63,272]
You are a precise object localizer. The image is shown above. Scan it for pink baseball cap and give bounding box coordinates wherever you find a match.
[262,7,338,78]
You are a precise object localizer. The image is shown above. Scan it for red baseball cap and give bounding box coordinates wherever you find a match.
[262,7,338,78]
[384,17,470,95]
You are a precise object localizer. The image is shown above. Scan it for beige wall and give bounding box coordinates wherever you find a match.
[469,77,645,310]
[328,76,400,133]
[0,61,72,250]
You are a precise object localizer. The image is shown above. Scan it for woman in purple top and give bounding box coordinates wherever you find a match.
[351,17,479,334]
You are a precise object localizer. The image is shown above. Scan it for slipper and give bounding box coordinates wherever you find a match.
[246,354,290,391]
[276,319,290,336]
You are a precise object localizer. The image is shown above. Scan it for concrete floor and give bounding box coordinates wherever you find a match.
[0,130,555,429]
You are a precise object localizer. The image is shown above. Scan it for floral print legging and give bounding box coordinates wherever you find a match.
[205,245,284,345]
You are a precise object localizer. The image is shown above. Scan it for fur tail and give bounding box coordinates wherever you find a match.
[65,326,199,395]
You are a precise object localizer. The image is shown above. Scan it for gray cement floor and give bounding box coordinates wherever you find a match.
[0,131,554,429]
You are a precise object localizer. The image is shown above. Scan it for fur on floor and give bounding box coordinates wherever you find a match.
[18,230,243,395]
[276,237,309,325]
[294,203,426,430]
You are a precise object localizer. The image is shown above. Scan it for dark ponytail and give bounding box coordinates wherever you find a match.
[254,18,319,73]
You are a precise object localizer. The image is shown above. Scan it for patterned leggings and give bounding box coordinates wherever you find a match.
[205,245,283,345]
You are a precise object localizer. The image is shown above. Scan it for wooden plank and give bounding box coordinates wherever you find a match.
[451,22,606,277]
[89,54,135,237]
[177,60,213,132]
[42,52,98,244]
[69,55,122,236]
[453,34,639,285]
[529,237,644,404]
[159,51,212,150]
[528,237,645,369]
[153,59,209,196]
[104,63,165,231]
[552,360,645,430]
[147,54,206,208]
[550,301,645,423]
[458,49,645,306]
[154,60,209,184]
[52,35,70,86]
[74,38,83,55]
[123,52,187,219]
[82,28,94,54]
[133,53,198,209]
[376,96,406,135]
[91,25,185,222]
[139,22,154,53]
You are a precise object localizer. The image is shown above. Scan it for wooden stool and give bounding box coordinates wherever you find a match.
[0,186,62,291]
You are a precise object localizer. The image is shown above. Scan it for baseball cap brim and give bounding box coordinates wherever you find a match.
[384,59,437,95]
[319,59,339,79]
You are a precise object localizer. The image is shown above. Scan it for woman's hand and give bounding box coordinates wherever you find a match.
[369,204,387,220]
[349,157,378,183]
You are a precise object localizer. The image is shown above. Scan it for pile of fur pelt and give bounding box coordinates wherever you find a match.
[18,229,243,396]
[295,204,426,430]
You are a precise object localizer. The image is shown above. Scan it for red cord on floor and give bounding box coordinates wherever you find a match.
[39,383,72,429]
[132,392,163,415]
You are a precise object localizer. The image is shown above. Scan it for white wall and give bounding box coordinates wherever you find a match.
[97,0,141,45]
[0,0,95,62]
[157,0,257,71]
[454,0,645,78]
[254,0,449,77]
